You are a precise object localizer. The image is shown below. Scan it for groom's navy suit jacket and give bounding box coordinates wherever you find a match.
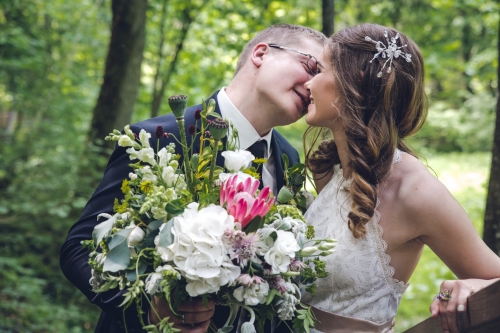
[60,91,300,333]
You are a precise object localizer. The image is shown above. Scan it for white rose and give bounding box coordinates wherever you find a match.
[221,150,255,172]
[264,230,299,274]
[127,223,145,247]
[233,281,270,306]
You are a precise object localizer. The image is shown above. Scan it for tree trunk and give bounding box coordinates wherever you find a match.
[74,0,147,196]
[150,5,193,118]
[483,19,500,255]
[88,0,147,154]
[322,0,335,37]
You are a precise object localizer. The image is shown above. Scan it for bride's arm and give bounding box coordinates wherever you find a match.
[401,167,500,333]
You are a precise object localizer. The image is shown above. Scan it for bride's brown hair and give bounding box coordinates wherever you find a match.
[305,23,428,238]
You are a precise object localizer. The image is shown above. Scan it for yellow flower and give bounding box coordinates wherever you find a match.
[114,198,129,213]
[253,157,267,165]
[140,180,153,194]
[121,180,131,194]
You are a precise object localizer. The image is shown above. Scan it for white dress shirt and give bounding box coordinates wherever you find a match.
[217,88,277,194]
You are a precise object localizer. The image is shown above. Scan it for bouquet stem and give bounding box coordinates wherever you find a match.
[177,118,195,194]
[208,138,220,186]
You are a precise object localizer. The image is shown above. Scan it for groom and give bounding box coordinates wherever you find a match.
[60,23,325,333]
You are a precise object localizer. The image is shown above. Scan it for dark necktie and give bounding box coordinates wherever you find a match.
[247,140,267,189]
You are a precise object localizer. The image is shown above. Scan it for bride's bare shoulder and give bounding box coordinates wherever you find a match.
[392,153,454,220]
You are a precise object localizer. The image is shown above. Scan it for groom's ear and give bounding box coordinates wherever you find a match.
[250,43,269,68]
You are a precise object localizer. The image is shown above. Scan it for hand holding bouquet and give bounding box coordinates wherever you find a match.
[82,95,336,333]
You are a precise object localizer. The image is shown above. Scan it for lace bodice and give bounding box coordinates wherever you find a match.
[302,150,409,324]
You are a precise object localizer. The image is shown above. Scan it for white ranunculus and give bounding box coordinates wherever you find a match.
[127,223,145,247]
[156,203,240,297]
[264,230,299,274]
[139,129,151,148]
[126,147,156,165]
[233,280,269,306]
[221,150,255,172]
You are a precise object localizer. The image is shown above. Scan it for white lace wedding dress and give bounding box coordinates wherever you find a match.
[302,150,409,331]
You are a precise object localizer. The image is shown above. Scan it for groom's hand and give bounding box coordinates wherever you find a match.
[149,295,215,333]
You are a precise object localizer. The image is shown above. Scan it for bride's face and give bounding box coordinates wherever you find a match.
[304,48,341,129]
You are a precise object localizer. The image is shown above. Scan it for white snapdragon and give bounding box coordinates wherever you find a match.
[264,230,300,274]
[221,150,255,172]
[139,166,157,183]
[118,135,138,148]
[139,129,151,148]
[126,147,156,165]
[157,148,173,168]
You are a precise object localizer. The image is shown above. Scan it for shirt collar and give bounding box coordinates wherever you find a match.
[217,88,273,156]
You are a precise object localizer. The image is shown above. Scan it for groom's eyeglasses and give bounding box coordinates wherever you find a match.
[268,44,320,76]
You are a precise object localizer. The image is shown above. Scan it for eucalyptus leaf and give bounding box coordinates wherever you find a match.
[103,229,133,272]
[92,214,116,246]
[158,218,175,248]
[126,260,147,282]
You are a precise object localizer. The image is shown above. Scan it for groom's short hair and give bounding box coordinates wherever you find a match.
[234,24,326,74]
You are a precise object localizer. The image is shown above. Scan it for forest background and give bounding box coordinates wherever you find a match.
[1,0,499,332]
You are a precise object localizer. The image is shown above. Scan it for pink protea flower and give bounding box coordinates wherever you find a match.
[220,174,275,228]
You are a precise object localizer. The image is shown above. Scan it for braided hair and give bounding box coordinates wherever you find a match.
[305,23,428,238]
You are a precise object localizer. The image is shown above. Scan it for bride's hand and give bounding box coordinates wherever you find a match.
[429,279,498,333]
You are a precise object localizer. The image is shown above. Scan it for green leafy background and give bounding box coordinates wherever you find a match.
[0,0,497,332]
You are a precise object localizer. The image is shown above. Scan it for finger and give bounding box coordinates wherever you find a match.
[176,319,211,333]
[437,291,451,333]
[445,297,458,333]
[182,308,216,324]
[178,298,216,312]
[430,297,441,318]
[448,281,472,333]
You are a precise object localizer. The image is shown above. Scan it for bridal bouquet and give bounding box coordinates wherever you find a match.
[82,95,336,333]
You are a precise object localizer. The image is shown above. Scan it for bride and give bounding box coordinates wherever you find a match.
[301,23,500,333]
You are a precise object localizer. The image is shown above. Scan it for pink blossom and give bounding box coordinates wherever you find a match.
[268,276,288,294]
[236,274,264,287]
[220,174,275,228]
[288,259,306,272]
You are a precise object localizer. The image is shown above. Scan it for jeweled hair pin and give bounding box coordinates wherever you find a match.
[365,30,412,78]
